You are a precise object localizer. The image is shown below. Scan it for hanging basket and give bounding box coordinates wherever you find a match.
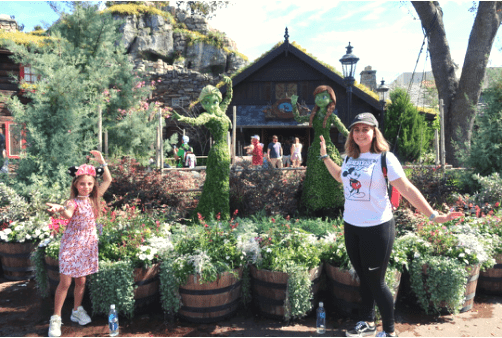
[178,267,243,323]
[0,241,37,281]
[250,264,323,320]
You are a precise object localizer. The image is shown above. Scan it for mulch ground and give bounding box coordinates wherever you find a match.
[0,277,500,337]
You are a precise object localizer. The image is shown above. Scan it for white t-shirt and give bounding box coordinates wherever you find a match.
[341,152,405,227]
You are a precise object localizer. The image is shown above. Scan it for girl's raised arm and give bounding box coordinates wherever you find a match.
[89,150,112,196]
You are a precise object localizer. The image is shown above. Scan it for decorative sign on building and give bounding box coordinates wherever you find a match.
[263,98,311,119]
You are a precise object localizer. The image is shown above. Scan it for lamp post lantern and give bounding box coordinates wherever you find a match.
[376,78,389,129]
[339,42,359,124]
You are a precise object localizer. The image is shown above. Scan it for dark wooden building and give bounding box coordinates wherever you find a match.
[223,33,382,159]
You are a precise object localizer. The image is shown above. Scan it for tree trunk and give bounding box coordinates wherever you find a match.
[411,1,502,166]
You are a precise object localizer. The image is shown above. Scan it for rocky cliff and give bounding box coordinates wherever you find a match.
[111,5,248,77]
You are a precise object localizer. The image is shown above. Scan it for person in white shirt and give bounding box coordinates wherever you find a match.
[319,112,462,338]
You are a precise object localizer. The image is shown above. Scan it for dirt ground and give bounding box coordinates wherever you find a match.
[1,277,502,337]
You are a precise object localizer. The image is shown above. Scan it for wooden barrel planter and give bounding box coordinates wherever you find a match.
[44,255,72,296]
[250,264,323,320]
[460,264,480,312]
[420,263,480,313]
[0,241,37,281]
[477,254,502,296]
[133,263,160,308]
[178,267,243,323]
[325,263,401,318]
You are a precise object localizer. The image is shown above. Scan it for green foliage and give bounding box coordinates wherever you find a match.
[384,88,434,163]
[159,258,182,315]
[104,3,175,24]
[410,255,468,315]
[176,1,231,20]
[5,4,152,192]
[459,71,502,175]
[89,260,136,318]
[292,98,348,215]
[173,78,233,220]
[406,164,460,211]
[284,265,313,320]
[31,246,50,298]
[470,172,502,205]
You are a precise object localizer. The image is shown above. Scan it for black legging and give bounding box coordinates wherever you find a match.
[344,219,396,333]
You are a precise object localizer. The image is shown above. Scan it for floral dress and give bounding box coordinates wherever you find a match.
[59,198,99,277]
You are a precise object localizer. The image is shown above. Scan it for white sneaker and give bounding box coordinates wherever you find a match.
[48,315,62,337]
[70,306,92,325]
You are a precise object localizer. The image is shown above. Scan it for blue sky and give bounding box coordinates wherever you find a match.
[2,1,502,84]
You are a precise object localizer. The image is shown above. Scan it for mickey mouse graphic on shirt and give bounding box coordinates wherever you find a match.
[342,167,365,198]
[342,157,379,201]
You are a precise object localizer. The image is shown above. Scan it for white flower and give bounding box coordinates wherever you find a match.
[3,228,11,235]
[266,248,272,253]
[226,256,230,260]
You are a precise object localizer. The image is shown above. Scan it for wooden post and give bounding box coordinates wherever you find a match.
[159,108,163,169]
[434,129,439,166]
[440,99,445,168]
[232,106,236,164]
[98,107,102,152]
[104,130,108,157]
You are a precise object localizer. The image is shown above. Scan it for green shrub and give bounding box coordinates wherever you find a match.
[384,88,434,163]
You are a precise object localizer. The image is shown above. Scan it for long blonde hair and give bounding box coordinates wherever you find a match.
[310,86,336,128]
[344,126,390,159]
[70,175,100,219]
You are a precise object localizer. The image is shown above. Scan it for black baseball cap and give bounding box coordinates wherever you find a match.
[349,113,379,129]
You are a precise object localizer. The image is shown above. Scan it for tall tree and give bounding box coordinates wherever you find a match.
[5,4,152,195]
[411,1,502,166]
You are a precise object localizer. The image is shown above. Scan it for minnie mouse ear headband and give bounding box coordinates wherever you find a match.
[68,164,104,178]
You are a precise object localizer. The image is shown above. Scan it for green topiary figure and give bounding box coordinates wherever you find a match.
[172,77,233,220]
[291,86,349,215]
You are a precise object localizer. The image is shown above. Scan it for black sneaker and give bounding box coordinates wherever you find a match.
[346,321,377,337]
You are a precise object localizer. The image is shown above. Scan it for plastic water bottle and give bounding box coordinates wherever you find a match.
[108,304,119,337]
[316,301,326,334]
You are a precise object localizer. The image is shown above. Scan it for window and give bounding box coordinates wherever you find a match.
[275,83,297,100]
[172,98,184,107]
[20,66,38,83]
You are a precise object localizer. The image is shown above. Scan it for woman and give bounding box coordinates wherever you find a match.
[250,136,263,166]
[290,137,303,167]
[319,112,462,337]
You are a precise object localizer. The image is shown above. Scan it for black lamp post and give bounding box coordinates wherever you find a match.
[376,78,389,129]
[339,42,359,124]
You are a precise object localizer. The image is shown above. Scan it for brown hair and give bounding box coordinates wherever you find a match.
[70,175,101,219]
[310,86,337,128]
[344,126,390,159]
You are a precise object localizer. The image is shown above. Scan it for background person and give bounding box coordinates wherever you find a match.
[291,137,303,167]
[319,112,462,338]
[173,135,194,168]
[282,137,292,167]
[267,135,283,168]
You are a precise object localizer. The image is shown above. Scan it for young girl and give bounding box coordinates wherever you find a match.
[290,137,303,167]
[319,113,462,337]
[46,150,111,337]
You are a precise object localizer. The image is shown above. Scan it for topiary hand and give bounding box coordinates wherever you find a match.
[290,95,299,106]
